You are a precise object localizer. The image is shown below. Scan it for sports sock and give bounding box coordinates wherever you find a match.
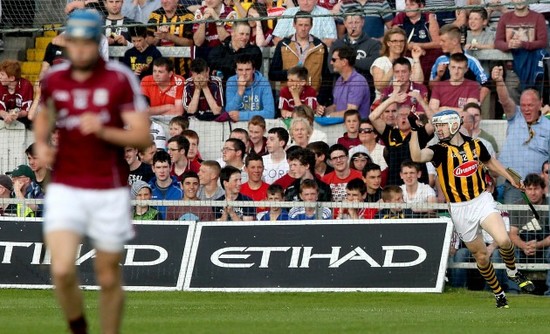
[69,314,87,334]
[498,244,518,276]
[477,262,503,294]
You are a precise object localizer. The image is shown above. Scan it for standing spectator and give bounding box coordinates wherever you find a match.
[240,155,270,213]
[338,0,393,40]
[104,0,137,47]
[208,22,263,83]
[317,46,371,118]
[399,160,437,213]
[149,150,183,217]
[122,25,162,80]
[425,0,466,28]
[337,109,361,150]
[131,180,161,220]
[225,54,275,122]
[322,144,363,202]
[166,171,215,221]
[248,116,268,156]
[122,0,161,23]
[216,165,256,221]
[278,66,319,119]
[492,66,550,203]
[183,58,224,121]
[0,60,33,128]
[126,146,154,185]
[193,0,237,59]
[25,143,50,196]
[272,0,337,47]
[464,8,495,73]
[284,148,332,202]
[263,127,290,184]
[289,179,333,219]
[197,160,225,200]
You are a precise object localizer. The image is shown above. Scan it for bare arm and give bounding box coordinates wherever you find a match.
[371,65,393,92]
[484,157,522,188]
[491,65,516,119]
[409,130,434,163]
[148,101,184,116]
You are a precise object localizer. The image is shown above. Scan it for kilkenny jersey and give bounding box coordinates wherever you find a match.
[429,134,491,203]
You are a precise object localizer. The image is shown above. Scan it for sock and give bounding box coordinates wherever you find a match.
[69,315,87,334]
[477,262,503,295]
[498,244,518,276]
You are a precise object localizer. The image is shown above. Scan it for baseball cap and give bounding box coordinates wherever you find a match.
[131,180,152,199]
[0,175,13,192]
[10,165,36,181]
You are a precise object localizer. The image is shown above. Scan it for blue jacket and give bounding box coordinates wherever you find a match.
[148,176,183,217]
[225,71,275,121]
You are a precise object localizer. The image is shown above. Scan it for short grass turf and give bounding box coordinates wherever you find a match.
[1,288,549,334]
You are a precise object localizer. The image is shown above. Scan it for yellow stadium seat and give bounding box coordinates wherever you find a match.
[21,62,42,75]
[35,37,54,50]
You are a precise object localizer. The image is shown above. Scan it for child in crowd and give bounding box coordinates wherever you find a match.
[121,25,162,80]
[168,116,189,138]
[465,8,495,73]
[337,109,361,150]
[337,178,376,219]
[375,185,416,219]
[349,151,372,173]
[278,66,318,119]
[131,180,161,220]
[289,179,332,220]
[259,184,290,221]
[248,115,268,156]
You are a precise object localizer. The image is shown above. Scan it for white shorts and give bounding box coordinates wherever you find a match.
[44,183,134,252]
[448,191,499,243]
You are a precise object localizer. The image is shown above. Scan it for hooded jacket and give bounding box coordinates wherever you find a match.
[148,176,183,217]
[225,71,275,121]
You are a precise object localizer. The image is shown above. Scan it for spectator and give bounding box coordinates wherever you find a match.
[122,25,162,80]
[259,184,290,221]
[278,66,319,119]
[0,60,33,128]
[399,160,437,213]
[317,46,371,118]
[183,58,224,121]
[126,146,154,185]
[182,129,202,165]
[307,141,333,177]
[363,162,383,203]
[25,143,50,195]
[463,102,499,155]
[131,180,161,220]
[167,135,200,183]
[508,173,549,295]
[429,53,480,113]
[349,119,389,176]
[542,160,549,195]
[242,2,274,47]
[248,116,268,156]
[225,54,275,122]
[370,27,424,101]
[148,0,193,75]
[240,155,269,213]
[168,116,188,137]
[349,152,371,173]
[338,0,393,40]
[216,165,256,221]
[293,105,328,143]
[374,185,416,219]
[337,177,375,219]
[197,160,225,200]
[288,117,312,149]
[220,138,247,181]
[494,0,548,92]
[138,141,157,165]
[149,150,183,217]
[330,10,381,102]
[269,11,331,97]
[0,175,16,216]
[10,164,43,217]
[492,66,550,203]
[272,0,337,47]
[461,113,496,157]
[208,21,263,83]
[284,148,332,202]
[166,171,215,221]
[337,109,361,149]
[104,0,137,47]
[322,144,363,202]
[464,8,495,73]
[425,0,466,28]
[193,0,237,59]
[122,0,161,23]
[229,128,251,155]
[263,127,290,184]
[289,179,332,219]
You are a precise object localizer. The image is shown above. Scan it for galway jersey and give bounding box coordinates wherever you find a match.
[41,59,146,189]
[429,134,491,203]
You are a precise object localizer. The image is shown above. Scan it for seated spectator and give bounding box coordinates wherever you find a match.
[284,148,332,202]
[245,3,274,47]
[363,162,383,203]
[337,177,376,219]
[122,25,162,80]
[138,141,157,165]
[263,127,290,184]
[230,128,251,155]
[197,160,225,200]
[226,54,275,122]
[25,143,50,195]
[182,129,203,164]
[168,116,189,137]
[374,185,416,219]
[240,155,269,212]
[131,180,161,220]
[208,21,263,83]
[463,103,499,155]
[289,179,332,220]
[193,0,237,59]
[337,109,361,150]
[247,116,268,156]
[338,0,393,40]
[10,165,43,217]
[278,66,318,119]
[399,160,437,213]
[288,117,312,149]
[148,0,193,75]
[542,160,549,195]
[317,46,371,118]
[149,150,183,217]
[167,135,200,183]
[269,11,331,96]
[349,152,371,173]
[323,144,363,202]
[166,171,215,221]
[122,0,161,24]
[126,146,154,185]
[464,8,495,73]
[494,0,548,92]
[461,113,496,157]
[293,105,327,143]
[104,0,137,47]
[215,165,256,221]
[370,27,424,101]
[0,175,16,216]
[0,60,33,128]
[259,184,290,221]
[272,0,337,47]
[349,119,389,179]
[306,141,333,177]
[183,58,224,121]
[220,138,247,180]
[429,53,480,113]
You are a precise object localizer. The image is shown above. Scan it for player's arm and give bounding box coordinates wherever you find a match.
[409,130,434,163]
[80,110,151,149]
[484,157,522,189]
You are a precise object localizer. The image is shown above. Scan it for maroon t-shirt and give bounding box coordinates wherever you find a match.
[430,79,480,109]
[41,60,146,189]
[0,78,33,112]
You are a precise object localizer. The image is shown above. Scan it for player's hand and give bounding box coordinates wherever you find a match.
[491,66,504,82]
[407,111,422,131]
[79,112,105,137]
[35,141,56,167]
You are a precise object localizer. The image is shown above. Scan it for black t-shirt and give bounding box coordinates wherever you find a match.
[43,43,66,66]
[214,193,256,221]
[122,45,163,80]
[129,162,154,185]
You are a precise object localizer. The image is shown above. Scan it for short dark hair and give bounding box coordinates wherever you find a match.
[362,162,381,178]
[393,57,412,71]
[153,150,171,166]
[343,109,360,121]
[167,135,190,156]
[226,138,246,157]
[288,148,316,174]
[346,177,367,195]
[524,173,545,188]
[245,153,263,167]
[129,25,147,38]
[294,10,313,24]
[400,160,420,172]
[153,57,174,72]
[267,183,284,197]
[463,102,481,113]
[219,165,241,190]
[235,54,257,69]
[287,66,309,81]
[268,127,290,147]
[469,8,488,21]
[231,128,250,144]
[306,141,330,161]
[382,185,403,202]
[299,178,318,193]
[181,171,199,183]
[190,58,209,73]
[329,144,349,158]
[450,52,468,64]
[25,143,35,156]
[332,45,357,67]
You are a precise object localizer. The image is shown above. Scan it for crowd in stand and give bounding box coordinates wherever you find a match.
[1,0,550,293]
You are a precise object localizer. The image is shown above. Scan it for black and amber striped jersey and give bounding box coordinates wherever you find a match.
[429,134,491,203]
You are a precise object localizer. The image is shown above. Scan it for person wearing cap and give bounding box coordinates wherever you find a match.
[131,180,161,220]
[11,164,43,218]
[33,9,151,334]
[409,109,535,308]
[0,175,16,216]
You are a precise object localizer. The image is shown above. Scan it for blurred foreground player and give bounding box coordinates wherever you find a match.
[409,110,535,308]
[33,9,151,334]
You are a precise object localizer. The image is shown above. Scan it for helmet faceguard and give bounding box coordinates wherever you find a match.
[431,110,462,142]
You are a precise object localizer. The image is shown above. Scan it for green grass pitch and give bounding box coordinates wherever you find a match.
[1,289,549,333]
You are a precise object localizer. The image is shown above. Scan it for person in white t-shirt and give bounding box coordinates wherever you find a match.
[399,160,437,213]
[262,127,290,184]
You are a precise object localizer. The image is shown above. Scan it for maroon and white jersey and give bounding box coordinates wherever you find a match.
[0,78,33,111]
[41,59,146,189]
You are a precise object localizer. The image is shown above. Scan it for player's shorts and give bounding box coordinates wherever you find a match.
[44,183,134,253]
[448,191,499,243]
